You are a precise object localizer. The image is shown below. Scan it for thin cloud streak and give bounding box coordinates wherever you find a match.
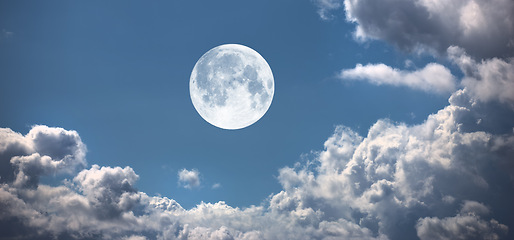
[339,62,456,94]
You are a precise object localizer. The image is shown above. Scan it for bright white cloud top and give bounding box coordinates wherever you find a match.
[190,44,274,130]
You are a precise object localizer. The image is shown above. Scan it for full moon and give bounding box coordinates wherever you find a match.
[190,44,274,130]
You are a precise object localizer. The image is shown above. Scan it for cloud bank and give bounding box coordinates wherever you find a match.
[1,87,513,239]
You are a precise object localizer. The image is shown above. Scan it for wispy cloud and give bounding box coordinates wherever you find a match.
[313,0,344,20]
[0,29,13,41]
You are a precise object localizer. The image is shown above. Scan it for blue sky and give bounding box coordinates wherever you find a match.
[0,0,447,208]
[1,0,513,239]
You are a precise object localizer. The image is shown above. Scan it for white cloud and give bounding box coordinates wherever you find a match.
[448,46,514,107]
[178,168,201,189]
[316,0,514,59]
[212,183,222,189]
[337,46,514,104]
[340,62,456,93]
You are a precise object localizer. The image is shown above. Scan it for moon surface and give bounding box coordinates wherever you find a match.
[190,44,274,130]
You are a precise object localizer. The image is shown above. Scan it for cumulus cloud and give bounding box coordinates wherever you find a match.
[324,0,514,59]
[178,169,201,189]
[1,88,513,240]
[273,90,514,239]
[0,125,86,188]
[73,164,142,219]
[340,62,456,93]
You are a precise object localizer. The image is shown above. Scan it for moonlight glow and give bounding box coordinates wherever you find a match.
[190,44,274,130]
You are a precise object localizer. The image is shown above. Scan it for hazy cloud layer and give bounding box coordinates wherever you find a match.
[316,0,514,59]
[0,29,13,41]
[339,62,456,93]
[1,87,513,239]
